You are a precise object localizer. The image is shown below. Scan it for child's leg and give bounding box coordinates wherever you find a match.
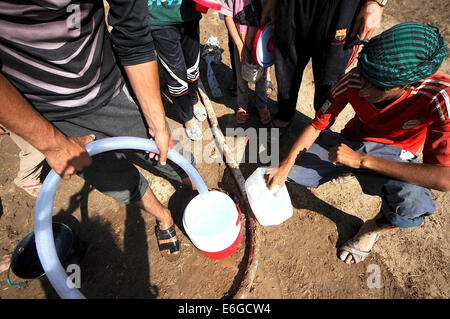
[9,132,45,188]
[151,25,194,124]
[181,19,201,106]
[255,68,271,124]
[233,46,250,112]
[255,67,268,111]
[180,19,206,122]
[287,130,352,187]
[228,33,237,83]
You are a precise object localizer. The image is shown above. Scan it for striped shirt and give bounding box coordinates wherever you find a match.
[0,0,155,121]
[312,68,450,167]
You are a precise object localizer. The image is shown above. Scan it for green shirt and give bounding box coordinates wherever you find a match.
[148,0,201,26]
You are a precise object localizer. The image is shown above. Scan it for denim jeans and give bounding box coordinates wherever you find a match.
[287,130,436,228]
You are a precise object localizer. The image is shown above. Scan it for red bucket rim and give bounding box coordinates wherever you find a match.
[199,229,242,260]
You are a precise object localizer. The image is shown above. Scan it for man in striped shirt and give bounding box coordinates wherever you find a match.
[265,22,450,264]
[0,0,192,260]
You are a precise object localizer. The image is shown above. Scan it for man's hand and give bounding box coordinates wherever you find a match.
[260,0,277,25]
[122,61,171,166]
[147,126,174,165]
[43,135,95,180]
[329,143,364,169]
[351,0,384,41]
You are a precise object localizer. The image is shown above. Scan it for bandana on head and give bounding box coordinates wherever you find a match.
[358,22,449,89]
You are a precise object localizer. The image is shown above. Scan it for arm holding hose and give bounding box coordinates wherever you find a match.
[0,73,94,180]
[106,0,174,165]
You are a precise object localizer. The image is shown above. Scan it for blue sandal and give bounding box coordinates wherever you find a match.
[193,105,207,122]
[185,124,203,141]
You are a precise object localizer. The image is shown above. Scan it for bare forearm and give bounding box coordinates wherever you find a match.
[282,124,321,167]
[0,73,93,178]
[0,73,68,153]
[360,155,450,192]
[266,124,321,191]
[123,60,172,164]
[123,61,166,132]
[225,16,244,50]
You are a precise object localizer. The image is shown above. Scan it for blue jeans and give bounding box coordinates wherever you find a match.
[287,130,436,228]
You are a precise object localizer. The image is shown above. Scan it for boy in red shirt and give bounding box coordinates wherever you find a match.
[266,22,450,264]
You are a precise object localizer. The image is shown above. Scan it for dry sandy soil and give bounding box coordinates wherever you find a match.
[0,0,448,301]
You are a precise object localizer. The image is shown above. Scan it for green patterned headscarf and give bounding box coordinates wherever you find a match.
[358,22,449,89]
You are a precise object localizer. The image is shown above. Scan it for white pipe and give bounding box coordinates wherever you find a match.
[34,137,208,299]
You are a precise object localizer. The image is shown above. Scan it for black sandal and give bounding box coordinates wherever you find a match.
[155,223,180,261]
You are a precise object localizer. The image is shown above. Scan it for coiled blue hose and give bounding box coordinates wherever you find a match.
[34,137,208,299]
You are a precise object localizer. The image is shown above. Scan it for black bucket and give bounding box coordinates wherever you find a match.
[7,222,74,285]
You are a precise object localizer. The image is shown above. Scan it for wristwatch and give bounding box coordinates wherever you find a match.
[374,0,388,6]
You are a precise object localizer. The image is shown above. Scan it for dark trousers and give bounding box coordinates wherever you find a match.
[274,0,361,121]
[228,33,237,82]
[52,86,194,204]
[150,19,201,123]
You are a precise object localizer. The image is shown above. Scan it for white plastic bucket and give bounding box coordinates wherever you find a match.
[183,191,242,259]
[245,167,293,226]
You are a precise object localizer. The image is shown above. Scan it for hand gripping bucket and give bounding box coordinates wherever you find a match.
[183,190,242,260]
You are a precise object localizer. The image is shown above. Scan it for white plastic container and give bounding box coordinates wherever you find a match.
[244,167,293,226]
[183,191,242,259]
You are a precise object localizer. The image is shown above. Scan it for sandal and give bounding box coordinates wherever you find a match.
[155,223,181,262]
[331,173,355,185]
[19,183,42,197]
[339,233,380,264]
[236,108,248,124]
[259,109,272,125]
[193,103,207,122]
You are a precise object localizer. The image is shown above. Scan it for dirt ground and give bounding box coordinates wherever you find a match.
[0,0,449,300]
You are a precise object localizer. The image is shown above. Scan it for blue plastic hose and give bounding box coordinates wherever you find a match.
[34,137,208,299]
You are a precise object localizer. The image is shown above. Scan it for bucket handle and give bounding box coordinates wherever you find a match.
[6,263,45,287]
[6,265,28,287]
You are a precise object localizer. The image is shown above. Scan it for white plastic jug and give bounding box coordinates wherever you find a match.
[244,167,293,226]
